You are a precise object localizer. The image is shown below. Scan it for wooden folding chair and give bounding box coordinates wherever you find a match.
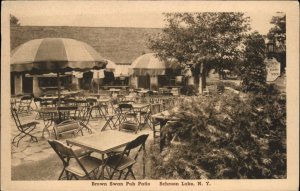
[48,139,100,180]
[11,107,39,147]
[106,134,149,180]
[17,95,33,114]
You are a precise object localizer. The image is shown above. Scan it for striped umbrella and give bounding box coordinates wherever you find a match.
[10,38,107,104]
[130,53,169,76]
[11,38,107,74]
[105,59,117,72]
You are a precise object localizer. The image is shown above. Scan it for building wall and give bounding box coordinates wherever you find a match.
[10,26,161,64]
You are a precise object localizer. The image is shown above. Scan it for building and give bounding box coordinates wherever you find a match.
[10,26,161,95]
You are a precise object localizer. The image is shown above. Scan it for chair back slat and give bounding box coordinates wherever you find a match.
[11,107,23,130]
[48,139,73,157]
[125,134,149,151]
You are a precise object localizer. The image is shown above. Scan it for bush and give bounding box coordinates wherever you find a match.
[180,85,197,96]
[150,84,158,91]
[240,32,267,93]
[216,82,225,93]
[150,89,286,179]
[221,81,242,91]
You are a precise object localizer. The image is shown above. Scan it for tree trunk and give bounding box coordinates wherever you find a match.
[198,63,206,94]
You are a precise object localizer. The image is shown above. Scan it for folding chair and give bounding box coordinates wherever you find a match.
[100,112,119,131]
[75,105,93,134]
[11,107,39,147]
[150,103,162,142]
[118,103,139,125]
[48,139,101,180]
[17,95,33,114]
[53,120,83,140]
[118,121,139,134]
[86,98,103,118]
[106,134,149,180]
[139,105,152,129]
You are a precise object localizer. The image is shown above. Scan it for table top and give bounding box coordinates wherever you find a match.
[66,131,139,154]
[109,89,121,92]
[36,106,78,113]
[151,107,179,120]
[41,96,59,100]
[138,90,149,94]
[61,91,81,95]
[97,98,111,103]
[132,103,150,109]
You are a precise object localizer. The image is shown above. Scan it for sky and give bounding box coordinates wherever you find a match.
[6,1,283,35]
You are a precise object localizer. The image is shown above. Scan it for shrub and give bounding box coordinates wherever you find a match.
[150,89,286,179]
[240,32,267,93]
[180,85,197,96]
[150,84,158,91]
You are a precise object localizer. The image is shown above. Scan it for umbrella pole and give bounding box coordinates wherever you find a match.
[57,72,61,106]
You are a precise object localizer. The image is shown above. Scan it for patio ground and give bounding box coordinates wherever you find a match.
[11,108,154,180]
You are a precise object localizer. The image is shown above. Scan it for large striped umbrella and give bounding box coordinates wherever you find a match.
[130,53,169,76]
[11,38,106,73]
[11,38,107,103]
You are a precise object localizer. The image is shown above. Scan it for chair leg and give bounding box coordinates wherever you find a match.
[118,170,123,180]
[66,171,70,180]
[73,175,79,180]
[58,169,65,180]
[124,168,136,180]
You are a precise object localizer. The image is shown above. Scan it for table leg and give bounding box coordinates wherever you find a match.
[159,120,167,152]
[100,153,105,179]
[143,143,146,179]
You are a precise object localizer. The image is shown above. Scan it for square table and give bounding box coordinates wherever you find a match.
[132,103,151,129]
[66,131,141,179]
[151,108,179,152]
[36,106,78,137]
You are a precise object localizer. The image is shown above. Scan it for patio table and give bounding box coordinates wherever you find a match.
[96,98,111,116]
[151,108,179,152]
[36,106,78,137]
[132,103,151,129]
[61,90,82,97]
[123,95,136,103]
[66,131,145,179]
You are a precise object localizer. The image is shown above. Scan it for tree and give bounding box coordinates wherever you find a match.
[147,12,250,94]
[10,14,20,26]
[267,12,286,72]
[241,32,267,93]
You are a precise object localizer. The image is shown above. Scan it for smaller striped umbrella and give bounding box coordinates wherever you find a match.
[105,59,117,72]
[130,53,169,76]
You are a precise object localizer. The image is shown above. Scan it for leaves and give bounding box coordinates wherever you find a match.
[150,89,286,179]
[147,12,250,77]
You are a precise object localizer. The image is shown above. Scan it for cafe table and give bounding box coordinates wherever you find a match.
[132,103,151,128]
[151,108,179,152]
[36,106,78,137]
[66,131,144,179]
[96,98,111,116]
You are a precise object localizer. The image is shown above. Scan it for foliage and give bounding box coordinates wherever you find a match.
[267,12,286,44]
[216,81,225,93]
[10,15,20,26]
[150,84,158,91]
[180,85,197,96]
[150,89,286,179]
[240,32,267,93]
[147,12,250,90]
[266,12,286,71]
[221,81,241,91]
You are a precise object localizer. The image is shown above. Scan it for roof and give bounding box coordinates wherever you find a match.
[10,26,161,64]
